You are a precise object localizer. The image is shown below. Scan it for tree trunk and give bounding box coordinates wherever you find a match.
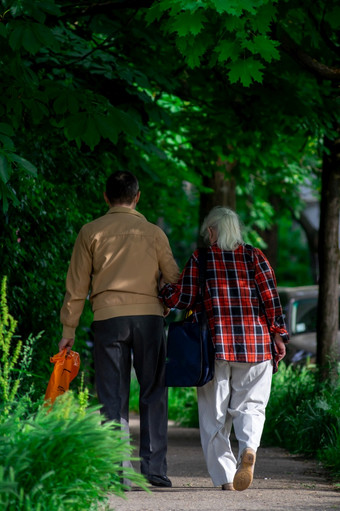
[317,126,340,382]
[295,211,319,283]
[257,225,278,270]
[199,166,237,246]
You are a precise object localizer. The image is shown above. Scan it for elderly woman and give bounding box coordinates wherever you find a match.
[159,207,288,492]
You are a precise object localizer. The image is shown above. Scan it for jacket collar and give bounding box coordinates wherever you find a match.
[106,206,146,220]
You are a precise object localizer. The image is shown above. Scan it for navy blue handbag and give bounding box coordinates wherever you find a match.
[165,248,215,387]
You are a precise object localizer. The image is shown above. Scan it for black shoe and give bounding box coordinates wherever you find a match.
[146,475,172,488]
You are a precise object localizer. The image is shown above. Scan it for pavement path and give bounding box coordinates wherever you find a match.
[108,416,339,511]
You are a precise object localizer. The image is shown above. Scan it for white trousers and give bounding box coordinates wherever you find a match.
[197,359,273,486]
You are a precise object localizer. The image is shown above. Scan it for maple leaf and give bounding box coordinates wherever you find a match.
[249,3,277,33]
[212,0,257,16]
[228,58,264,86]
[176,32,209,68]
[244,35,280,62]
[216,39,241,62]
[170,10,207,37]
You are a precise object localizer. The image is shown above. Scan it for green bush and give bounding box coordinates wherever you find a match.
[129,375,140,414]
[168,387,199,427]
[0,278,148,509]
[129,377,199,427]
[263,362,340,482]
[262,362,317,446]
[0,276,44,416]
[0,393,148,511]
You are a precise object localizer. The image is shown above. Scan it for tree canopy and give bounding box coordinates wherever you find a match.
[0,0,339,381]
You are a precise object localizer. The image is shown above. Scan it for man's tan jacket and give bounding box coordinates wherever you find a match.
[60,206,179,339]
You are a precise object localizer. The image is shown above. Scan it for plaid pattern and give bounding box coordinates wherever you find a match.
[160,243,288,363]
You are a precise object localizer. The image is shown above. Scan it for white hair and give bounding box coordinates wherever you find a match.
[200,206,243,251]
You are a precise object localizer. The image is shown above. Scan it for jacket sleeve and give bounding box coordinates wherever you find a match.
[156,228,180,284]
[159,251,199,310]
[253,248,289,342]
[60,226,92,339]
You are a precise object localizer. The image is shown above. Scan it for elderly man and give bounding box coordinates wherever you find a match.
[59,170,179,488]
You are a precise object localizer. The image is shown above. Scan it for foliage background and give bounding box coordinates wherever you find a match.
[0,0,339,389]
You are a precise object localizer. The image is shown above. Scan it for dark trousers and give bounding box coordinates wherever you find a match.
[92,315,168,476]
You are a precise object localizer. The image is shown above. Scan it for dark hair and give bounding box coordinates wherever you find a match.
[105,171,139,205]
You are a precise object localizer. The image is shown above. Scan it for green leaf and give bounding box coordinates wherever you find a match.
[53,91,79,116]
[0,154,10,183]
[0,180,20,213]
[32,23,59,50]
[0,123,14,137]
[144,4,164,24]
[8,21,58,54]
[180,1,206,11]
[243,35,280,63]
[0,134,15,151]
[0,23,6,38]
[218,0,257,17]
[93,114,119,145]
[22,26,41,54]
[22,98,49,124]
[64,113,88,140]
[53,93,69,115]
[228,58,264,86]
[114,109,140,138]
[8,22,25,51]
[176,34,207,68]
[224,14,246,32]
[82,119,101,150]
[27,4,46,23]
[10,154,37,176]
[170,10,207,36]
[38,0,62,17]
[324,6,340,29]
[249,3,277,33]
[186,39,206,68]
[159,0,183,16]
[211,0,231,14]
[216,39,241,62]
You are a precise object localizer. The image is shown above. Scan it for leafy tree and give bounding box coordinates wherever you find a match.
[149,0,340,379]
[0,0,338,383]
[0,0,201,382]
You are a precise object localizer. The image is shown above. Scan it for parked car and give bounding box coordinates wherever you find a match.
[278,285,340,364]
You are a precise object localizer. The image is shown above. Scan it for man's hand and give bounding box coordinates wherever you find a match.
[159,277,167,290]
[58,337,74,354]
[163,306,171,318]
[274,334,286,362]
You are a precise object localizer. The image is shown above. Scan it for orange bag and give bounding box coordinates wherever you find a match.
[44,349,80,403]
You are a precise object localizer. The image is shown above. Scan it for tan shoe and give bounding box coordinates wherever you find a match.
[221,483,234,491]
[233,448,256,491]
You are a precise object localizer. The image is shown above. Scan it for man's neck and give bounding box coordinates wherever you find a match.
[111,201,136,209]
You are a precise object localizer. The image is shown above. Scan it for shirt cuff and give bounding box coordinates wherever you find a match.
[270,325,289,342]
[62,325,76,339]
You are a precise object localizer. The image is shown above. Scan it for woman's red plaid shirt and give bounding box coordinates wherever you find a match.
[160,243,289,363]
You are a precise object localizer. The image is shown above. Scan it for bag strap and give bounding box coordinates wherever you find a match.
[185,247,207,319]
[197,247,207,298]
